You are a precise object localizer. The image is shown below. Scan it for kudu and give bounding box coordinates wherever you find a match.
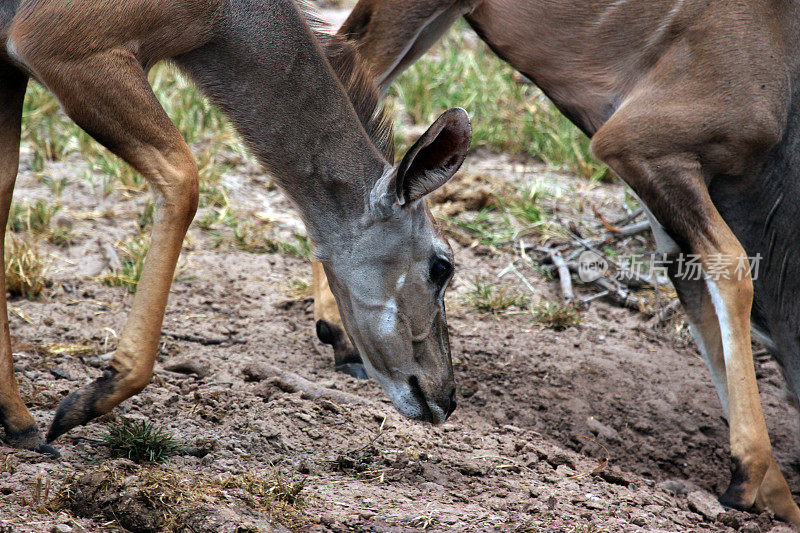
[0,0,471,456]
[309,0,800,524]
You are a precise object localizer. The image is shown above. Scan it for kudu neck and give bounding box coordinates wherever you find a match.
[175,0,386,247]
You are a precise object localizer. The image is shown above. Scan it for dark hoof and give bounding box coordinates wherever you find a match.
[35,442,61,457]
[4,425,61,458]
[336,362,369,380]
[718,458,756,511]
[316,319,369,380]
[47,370,117,443]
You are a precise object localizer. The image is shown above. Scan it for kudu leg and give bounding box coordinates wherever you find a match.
[593,117,799,523]
[339,0,476,93]
[0,65,56,455]
[670,270,800,523]
[19,52,200,442]
[312,261,367,379]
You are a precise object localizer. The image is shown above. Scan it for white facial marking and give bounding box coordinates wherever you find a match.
[379,298,398,337]
[396,273,406,290]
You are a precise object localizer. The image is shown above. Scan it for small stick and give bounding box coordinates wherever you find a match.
[498,262,538,297]
[611,207,644,227]
[550,252,574,302]
[162,330,247,345]
[614,220,651,237]
[567,434,610,479]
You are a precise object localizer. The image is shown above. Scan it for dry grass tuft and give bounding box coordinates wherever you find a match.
[49,461,309,532]
[283,277,313,301]
[534,301,581,330]
[463,276,530,314]
[5,235,48,299]
[99,234,149,292]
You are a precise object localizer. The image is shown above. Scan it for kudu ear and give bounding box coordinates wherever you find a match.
[395,107,471,204]
[368,108,471,217]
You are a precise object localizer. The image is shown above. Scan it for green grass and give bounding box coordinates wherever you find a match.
[390,22,607,179]
[447,182,551,247]
[8,200,60,234]
[233,220,312,258]
[100,234,149,293]
[105,418,181,464]
[534,301,581,330]
[463,276,530,314]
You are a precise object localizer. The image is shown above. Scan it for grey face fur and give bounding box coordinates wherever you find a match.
[319,108,471,424]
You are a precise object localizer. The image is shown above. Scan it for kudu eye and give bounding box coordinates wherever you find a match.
[429,256,453,286]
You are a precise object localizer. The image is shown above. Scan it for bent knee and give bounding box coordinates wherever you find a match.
[122,369,153,396]
[151,148,199,227]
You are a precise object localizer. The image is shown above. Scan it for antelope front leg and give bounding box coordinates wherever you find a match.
[593,108,799,524]
[0,64,57,455]
[312,261,367,379]
[9,47,200,442]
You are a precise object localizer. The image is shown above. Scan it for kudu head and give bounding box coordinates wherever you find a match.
[319,108,471,424]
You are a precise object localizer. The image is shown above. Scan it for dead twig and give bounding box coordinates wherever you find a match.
[566,434,610,480]
[646,299,682,327]
[611,207,644,226]
[550,251,574,303]
[161,330,246,345]
[613,220,651,237]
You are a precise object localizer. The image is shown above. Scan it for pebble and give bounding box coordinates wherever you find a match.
[164,357,209,377]
[686,490,725,520]
[51,525,72,533]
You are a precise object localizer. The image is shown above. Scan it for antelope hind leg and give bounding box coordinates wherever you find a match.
[0,64,58,455]
[8,43,199,441]
[592,91,798,523]
[312,261,367,379]
[669,264,800,524]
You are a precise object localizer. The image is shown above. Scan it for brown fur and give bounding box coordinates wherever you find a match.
[308,0,800,524]
[0,0,470,456]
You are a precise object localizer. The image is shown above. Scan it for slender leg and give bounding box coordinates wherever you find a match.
[593,110,800,522]
[313,261,367,379]
[339,0,476,93]
[671,270,800,523]
[15,50,199,442]
[0,64,56,454]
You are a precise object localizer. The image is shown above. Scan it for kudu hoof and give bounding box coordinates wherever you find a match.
[316,319,369,380]
[47,370,118,443]
[718,458,761,512]
[3,425,61,457]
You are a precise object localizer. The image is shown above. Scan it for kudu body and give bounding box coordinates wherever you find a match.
[310,0,800,523]
[0,0,471,456]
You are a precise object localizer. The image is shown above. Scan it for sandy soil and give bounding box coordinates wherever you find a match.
[3,5,800,530]
[0,137,798,533]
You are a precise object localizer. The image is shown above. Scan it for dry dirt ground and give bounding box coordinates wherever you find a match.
[2,7,800,530]
[1,138,800,533]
